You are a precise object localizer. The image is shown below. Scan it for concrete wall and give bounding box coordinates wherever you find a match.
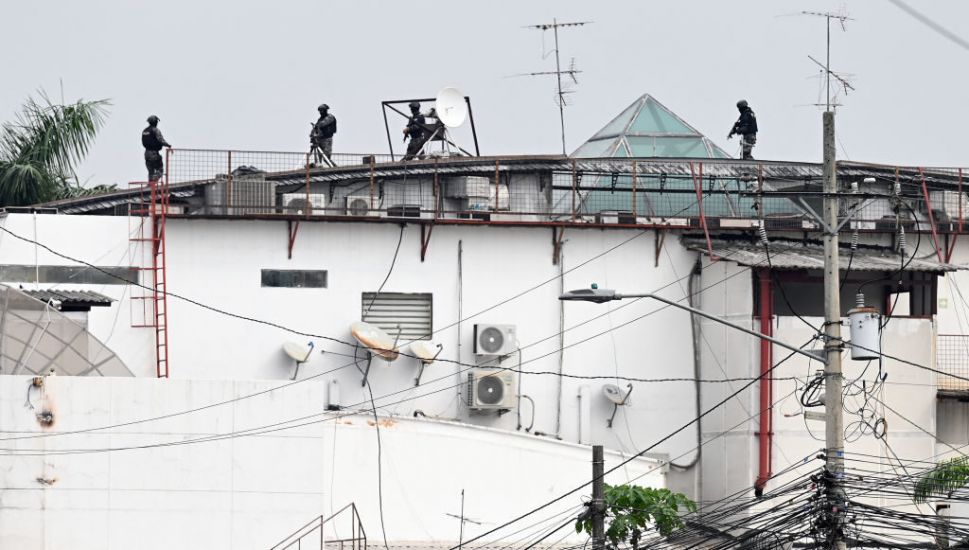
[0,375,665,550]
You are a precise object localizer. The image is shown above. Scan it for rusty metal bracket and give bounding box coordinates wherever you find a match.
[287,220,300,259]
[691,161,718,262]
[420,223,434,262]
[552,227,566,265]
[919,167,945,262]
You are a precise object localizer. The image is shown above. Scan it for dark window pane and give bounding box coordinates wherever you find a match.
[261,269,327,288]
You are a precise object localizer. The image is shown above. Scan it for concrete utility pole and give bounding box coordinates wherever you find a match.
[592,445,605,550]
[822,110,846,549]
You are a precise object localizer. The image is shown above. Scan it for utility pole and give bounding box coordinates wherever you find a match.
[524,19,590,155]
[822,110,846,550]
[591,445,605,550]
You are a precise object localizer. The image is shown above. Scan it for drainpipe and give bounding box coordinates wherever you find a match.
[754,268,774,493]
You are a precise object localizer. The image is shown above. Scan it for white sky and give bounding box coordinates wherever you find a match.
[2,0,968,186]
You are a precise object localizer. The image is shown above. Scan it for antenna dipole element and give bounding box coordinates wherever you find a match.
[525,18,591,155]
[800,10,854,112]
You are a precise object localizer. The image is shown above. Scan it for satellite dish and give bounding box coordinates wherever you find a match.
[408,340,443,386]
[603,383,634,428]
[602,384,626,405]
[409,340,443,364]
[435,87,468,128]
[351,321,399,361]
[283,341,315,380]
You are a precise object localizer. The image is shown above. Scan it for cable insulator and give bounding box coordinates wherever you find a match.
[850,230,859,251]
[897,227,907,255]
[758,224,769,246]
[893,182,902,196]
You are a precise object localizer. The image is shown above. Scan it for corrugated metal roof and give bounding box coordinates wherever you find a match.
[684,238,956,272]
[22,289,115,306]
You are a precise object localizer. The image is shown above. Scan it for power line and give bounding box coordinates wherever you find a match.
[887,0,969,53]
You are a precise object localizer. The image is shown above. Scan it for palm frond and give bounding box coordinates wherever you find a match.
[0,91,109,207]
[914,457,969,503]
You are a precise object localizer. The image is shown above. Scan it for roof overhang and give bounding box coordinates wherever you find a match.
[685,238,957,273]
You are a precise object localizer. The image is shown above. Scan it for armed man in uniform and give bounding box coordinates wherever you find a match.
[141,115,171,182]
[310,104,337,166]
[727,99,758,160]
[402,101,426,161]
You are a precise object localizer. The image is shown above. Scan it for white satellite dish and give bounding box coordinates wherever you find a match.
[435,87,468,128]
[283,341,315,380]
[351,321,400,362]
[408,340,444,386]
[602,383,633,428]
[409,340,443,364]
[602,384,626,405]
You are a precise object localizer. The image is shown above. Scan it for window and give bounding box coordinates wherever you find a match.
[361,292,432,340]
[0,264,137,285]
[261,269,327,288]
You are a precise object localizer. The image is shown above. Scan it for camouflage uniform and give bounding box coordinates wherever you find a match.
[403,111,427,161]
[729,104,758,160]
[141,122,171,182]
[310,112,337,164]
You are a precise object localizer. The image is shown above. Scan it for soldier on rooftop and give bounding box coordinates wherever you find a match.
[141,115,171,182]
[310,104,337,166]
[727,100,758,160]
[402,101,427,161]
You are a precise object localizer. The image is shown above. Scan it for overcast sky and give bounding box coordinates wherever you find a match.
[2,0,967,186]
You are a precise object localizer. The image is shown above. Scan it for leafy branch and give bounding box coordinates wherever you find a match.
[914,457,969,503]
[575,484,697,548]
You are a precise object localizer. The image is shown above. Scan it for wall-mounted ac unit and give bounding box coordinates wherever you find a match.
[467,369,516,410]
[282,193,327,215]
[473,324,517,356]
[346,195,378,217]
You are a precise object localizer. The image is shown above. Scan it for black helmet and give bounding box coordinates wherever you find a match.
[147,115,160,124]
[736,99,749,109]
[318,103,329,111]
[408,101,421,110]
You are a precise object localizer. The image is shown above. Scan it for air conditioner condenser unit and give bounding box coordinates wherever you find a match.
[473,324,517,356]
[467,369,516,410]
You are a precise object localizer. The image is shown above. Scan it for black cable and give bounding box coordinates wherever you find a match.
[361,225,405,550]
[364,224,405,315]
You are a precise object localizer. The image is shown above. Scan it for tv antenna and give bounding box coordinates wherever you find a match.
[800,9,854,111]
[523,19,591,155]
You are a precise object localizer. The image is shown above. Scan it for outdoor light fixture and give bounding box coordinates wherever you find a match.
[559,285,825,364]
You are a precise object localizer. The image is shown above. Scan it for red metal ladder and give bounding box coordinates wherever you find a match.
[128,179,171,378]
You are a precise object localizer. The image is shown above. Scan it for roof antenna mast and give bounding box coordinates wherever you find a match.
[523,19,591,155]
[800,9,855,111]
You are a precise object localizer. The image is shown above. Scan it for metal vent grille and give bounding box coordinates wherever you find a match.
[361,292,432,341]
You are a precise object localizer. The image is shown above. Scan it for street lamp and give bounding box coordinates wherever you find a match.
[559,285,824,364]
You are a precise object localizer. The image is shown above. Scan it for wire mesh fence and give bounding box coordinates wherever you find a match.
[157,149,969,233]
[938,334,969,391]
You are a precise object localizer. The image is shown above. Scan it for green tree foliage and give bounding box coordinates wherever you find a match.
[0,92,112,207]
[914,456,969,503]
[576,484,697,548]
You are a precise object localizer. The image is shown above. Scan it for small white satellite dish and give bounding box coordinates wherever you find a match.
[602,384,626,405]
[602,383,633,428]
[283,341,315,380]
[409,340,443,364]
[435,87,468,128]
[408,340,444,386]
[351,321,400,362]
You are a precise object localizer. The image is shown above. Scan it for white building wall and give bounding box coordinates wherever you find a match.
[696,254,940,506]
[0,375,665,550]
[0,213,697,485]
